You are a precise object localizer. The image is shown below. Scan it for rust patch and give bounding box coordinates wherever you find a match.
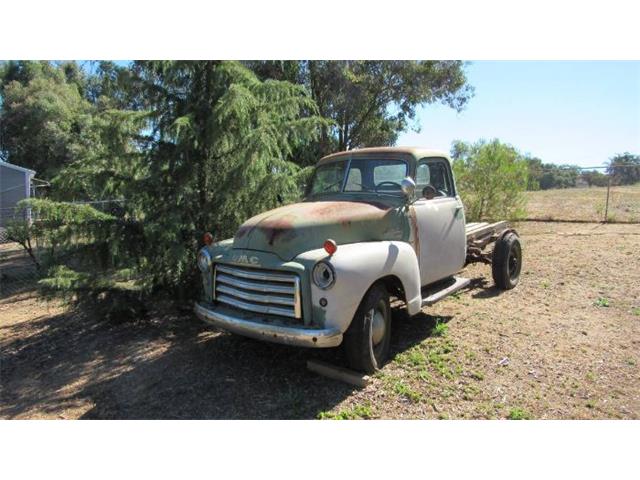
[235,224,253,239]
[256,214,298,246]
[233,200,396,249]
[408,205,420,259]
[305,201,391,222]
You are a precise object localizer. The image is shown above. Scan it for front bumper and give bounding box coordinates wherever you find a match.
[194,301,343,348]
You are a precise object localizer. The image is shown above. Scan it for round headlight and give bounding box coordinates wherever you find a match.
[197,249,212,272]
[312,261,335,289]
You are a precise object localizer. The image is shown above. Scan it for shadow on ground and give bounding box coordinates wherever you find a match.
[1,298,451,419]
[466,276,503,299]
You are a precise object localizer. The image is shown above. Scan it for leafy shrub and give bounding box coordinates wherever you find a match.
[451,139,529,222]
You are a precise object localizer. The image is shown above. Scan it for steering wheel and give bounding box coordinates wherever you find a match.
[375,181,403,193]
[422,185,447,199]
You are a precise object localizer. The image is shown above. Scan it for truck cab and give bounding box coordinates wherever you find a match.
[195,147,521,372]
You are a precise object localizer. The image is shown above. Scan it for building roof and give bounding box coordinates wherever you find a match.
[318,146,450,165]
[0,160,36,175]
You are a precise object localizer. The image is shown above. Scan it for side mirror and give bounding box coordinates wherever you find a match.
[400,177,416,199]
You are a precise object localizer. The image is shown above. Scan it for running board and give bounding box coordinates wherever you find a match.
[421,276,471,307]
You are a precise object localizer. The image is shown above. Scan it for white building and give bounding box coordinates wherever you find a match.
[0,161,36,229]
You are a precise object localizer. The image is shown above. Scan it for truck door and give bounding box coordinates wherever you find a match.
[412,157,466,286]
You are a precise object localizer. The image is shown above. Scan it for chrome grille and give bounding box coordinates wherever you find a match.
[213,264,301,319]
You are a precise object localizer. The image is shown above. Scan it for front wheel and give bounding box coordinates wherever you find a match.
[343,283,391,374]
[492,232,522,290]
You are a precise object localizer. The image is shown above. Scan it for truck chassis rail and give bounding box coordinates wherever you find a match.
[465,221,515,265]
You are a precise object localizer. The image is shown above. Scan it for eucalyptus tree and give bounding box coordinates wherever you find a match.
[247,60,473,163]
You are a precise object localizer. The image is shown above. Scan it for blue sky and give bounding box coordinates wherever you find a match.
[397,61,640,168]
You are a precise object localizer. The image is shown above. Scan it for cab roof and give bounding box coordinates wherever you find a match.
[318,146,451,165]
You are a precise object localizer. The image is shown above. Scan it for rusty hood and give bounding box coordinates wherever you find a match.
[233,200,407,261]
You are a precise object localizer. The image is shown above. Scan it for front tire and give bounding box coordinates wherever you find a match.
[343,283,391,374]
[492,232,522,290]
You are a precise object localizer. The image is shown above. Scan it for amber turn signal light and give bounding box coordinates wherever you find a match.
[323,239,337,255]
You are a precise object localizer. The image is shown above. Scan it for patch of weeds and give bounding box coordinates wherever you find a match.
[440,386,455,398]
[594,297,610,307]
[462,384,481,401]
[541,280,550,289]
[437,413,449,420]
[317,402,373,420]
[632,307,640,316]
[440,341,454,354]
[393,380,423,403]
[425,343,459,379]
[372,369,388,380]
[394,347,428,367]
[585,400,596,409]
[432,318,449,337]
[465,350,477,361]
[469,371,484,381]
[586,371,596,382]
[625,358,636,366]
[507,407,532,420]
[427,349,451,378]
[417,368,433,383]
[450,291,462,300]
[406,349,427,367]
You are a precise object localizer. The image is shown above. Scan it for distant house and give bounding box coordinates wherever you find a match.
[0,161,36,229]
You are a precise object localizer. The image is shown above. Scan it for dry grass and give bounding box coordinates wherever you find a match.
[2,220,638,419]
[525,184,640,223]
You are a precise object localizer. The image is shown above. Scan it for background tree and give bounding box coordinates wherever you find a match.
[0,61,94,179]
[536,163,579,190]
[451,139,529,221]
[580,169,609,187]
[607,152,640,185]
[247,60,474,165]
[524,156,543,190]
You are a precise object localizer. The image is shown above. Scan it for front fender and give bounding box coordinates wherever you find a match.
[295,241,422,334]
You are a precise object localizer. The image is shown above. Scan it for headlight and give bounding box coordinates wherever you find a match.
[312,261,335,289]
[197,249,212,272]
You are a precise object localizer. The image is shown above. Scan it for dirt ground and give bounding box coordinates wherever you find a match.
[1,221,639,419]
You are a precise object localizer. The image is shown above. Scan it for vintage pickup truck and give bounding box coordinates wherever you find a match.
[195,147,522,372]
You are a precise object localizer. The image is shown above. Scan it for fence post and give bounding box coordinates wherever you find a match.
[604,175,611,223]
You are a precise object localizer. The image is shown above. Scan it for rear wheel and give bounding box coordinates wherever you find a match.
[343,283,391,374]
[492,232,522,290]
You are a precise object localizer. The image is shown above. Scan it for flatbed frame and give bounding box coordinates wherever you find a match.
[465,221,513,265]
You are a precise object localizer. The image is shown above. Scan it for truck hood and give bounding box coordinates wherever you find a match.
[233,200,407,261]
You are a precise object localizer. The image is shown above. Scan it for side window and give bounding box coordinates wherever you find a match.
[416,158,454,198]
[416,162,430,187]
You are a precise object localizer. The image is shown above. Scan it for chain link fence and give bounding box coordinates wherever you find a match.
[0,200,126,299]
[1,205,36,298]
[523,165,640,223]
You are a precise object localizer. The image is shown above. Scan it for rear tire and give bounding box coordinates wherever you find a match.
[343,283,391,374]
[492,232,522,290]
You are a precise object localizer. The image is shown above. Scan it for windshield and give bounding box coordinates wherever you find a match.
[308,158,408,196]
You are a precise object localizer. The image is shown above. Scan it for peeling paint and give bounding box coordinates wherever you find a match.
[233,199,408,261]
